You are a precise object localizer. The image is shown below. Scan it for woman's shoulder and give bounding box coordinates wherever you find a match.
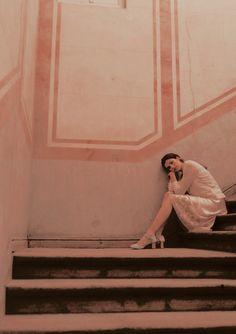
[184,160,204,170]
[184,160,206,170]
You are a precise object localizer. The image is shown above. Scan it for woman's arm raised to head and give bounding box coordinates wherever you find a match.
[169,163,197,195]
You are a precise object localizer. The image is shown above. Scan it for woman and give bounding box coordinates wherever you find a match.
[130,153,227,249]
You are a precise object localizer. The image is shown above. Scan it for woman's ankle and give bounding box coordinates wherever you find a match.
[146,230,155,236]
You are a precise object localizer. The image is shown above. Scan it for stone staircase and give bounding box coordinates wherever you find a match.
[2,248,236,333]
[2,200,236,333]
[180,200,236,252]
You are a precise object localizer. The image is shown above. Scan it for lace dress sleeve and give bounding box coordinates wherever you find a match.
[169,163,197,195]
[168,181,174,193]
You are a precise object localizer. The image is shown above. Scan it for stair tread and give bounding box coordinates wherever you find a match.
[13,247,236,258]
[182,231,236,237]
[7,278,236,289]
[217,213,236,217]
[1,311,236,331]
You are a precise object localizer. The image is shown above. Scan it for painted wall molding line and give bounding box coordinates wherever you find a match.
[172,0,236,129]
[46,0,162,150]
[0,71,21,102]
[19,0,35,143]
[57,0,126,8]
[20,97,33,143]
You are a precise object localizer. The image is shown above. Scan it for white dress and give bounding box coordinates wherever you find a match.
[168,160,227,232]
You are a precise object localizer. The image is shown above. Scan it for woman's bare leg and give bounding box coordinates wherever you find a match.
[130,192,173,248]
[146,192,173,235]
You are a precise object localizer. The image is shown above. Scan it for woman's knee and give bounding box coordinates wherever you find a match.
[163,191,171,200]
[162,191,173,206]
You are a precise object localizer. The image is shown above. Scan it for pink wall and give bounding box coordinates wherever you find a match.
[29,110,236,239]
[1,0,234,319]
[0,0,39,317]
[30,0,236,240]
[34,0,236,161]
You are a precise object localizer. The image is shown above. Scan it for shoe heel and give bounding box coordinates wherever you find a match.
[157,234,165,249]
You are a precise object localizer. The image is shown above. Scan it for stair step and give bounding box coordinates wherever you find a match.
[180,231,236,253]
[6,278,236,314]
[1,311,236,333]
[226,200,236,213]
[214,213,236,231]
[12,248,236,279]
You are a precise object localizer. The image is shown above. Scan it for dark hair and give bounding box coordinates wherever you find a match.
[161,153,184,173]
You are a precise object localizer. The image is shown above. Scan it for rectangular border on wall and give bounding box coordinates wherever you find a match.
[57,0,126,8]
[0,0,25,129]
[19,0,34,143]
[33,0,236,162]
[47,0,162,151]
[171,0,236,130]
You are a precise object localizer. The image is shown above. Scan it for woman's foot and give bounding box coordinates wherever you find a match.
[130,233,165,250]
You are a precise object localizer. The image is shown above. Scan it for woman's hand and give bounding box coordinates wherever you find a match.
[168,171,177,182]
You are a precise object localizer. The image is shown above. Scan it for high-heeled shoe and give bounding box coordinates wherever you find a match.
[130,233,165,250]
[156,234,165,249]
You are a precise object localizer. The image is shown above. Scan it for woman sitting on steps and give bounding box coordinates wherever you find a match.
[130,153,227,250]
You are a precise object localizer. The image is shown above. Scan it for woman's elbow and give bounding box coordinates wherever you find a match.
[173,188,185,195]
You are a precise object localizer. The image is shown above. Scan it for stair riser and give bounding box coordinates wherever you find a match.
[11,268,236,279]
[6,287,236,314]
[226,201,236,214]
[214,214,236,231]
[181,240,236,253]
[213,224,236,231]
[180,233,236,253]
[12,258,236,279]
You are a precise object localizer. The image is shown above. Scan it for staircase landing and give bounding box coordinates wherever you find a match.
[12,247,236,258]
[1,311,236,333]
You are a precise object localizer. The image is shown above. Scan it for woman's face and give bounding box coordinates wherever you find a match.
[164,158,183,173]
